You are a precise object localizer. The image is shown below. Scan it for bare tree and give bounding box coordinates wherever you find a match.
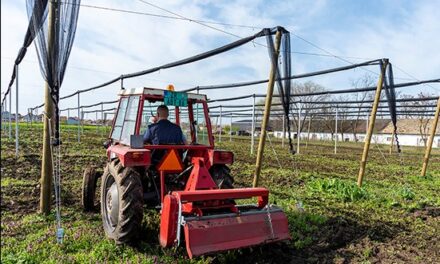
[348,73,375,141]
[399,92,435,147]
[288,81,329,133]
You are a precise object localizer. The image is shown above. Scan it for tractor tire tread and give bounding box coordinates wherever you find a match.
[82,166,99,211]
[101,160,143,244]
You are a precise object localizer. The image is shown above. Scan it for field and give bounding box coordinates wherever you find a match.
[1,123,440,263]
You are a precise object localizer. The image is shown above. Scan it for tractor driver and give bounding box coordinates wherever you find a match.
[143,105,187,145]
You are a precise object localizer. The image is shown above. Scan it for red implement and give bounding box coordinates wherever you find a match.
[159,188,290,258]
[183,207,290,258]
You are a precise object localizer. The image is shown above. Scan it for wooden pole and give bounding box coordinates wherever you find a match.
[40,0,57,215]
[253,30,282,187]
[357,59,388,187]
[421,97,440,177]
[389,130,395,154]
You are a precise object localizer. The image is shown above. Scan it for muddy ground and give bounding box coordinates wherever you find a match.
[1,124,439,263]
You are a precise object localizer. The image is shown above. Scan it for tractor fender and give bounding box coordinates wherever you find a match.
[208,149,234,166]
[107,145,151,167]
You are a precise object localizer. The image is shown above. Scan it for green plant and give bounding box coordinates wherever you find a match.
[399,186,415,201]
[308,178,369,202]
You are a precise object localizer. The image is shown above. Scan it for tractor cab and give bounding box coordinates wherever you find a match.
[83,86,290,258]
[110,86,214,148]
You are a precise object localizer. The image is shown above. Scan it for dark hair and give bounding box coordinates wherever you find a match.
[157,105,169,112]
[157,105,169,117]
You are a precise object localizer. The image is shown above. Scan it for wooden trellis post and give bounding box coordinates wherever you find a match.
[357,59,388,187]
[40,0,57,214]
[421,97,440,177]
[253,30,282,187]
[389,130,395,154]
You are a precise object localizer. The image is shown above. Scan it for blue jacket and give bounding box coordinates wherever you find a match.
[143,119,185,145]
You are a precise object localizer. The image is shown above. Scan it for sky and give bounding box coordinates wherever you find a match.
[1,0,439,116]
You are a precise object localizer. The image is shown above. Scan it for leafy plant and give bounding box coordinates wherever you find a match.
[399,186,415,201]
[308,178,369,202]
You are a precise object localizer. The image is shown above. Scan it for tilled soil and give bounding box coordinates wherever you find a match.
[1,126,440,263]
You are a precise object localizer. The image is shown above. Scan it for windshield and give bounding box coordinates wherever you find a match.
[140,100,210,145]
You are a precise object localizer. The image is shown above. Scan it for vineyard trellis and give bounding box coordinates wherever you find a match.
[1,23,439,203]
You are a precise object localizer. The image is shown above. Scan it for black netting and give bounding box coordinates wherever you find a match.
[26,0,81,144]
[265,27,295,154]
[1,0,48,106]
[382,62,401,153]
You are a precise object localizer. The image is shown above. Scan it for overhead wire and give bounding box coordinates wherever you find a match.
[5,1,438,114]
[62,1,372,60]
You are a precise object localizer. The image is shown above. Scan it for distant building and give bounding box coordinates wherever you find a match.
[232,119,272,135]
[1,111,21,121]
[22,113,42,122]
[67,117,80,125]
[273,118,440,148]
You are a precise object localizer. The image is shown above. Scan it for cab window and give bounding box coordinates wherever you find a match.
[111,96,140,144]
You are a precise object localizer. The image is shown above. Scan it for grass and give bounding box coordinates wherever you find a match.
[1,123,440,263]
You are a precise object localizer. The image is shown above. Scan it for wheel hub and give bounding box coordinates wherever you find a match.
[106,182,119,227]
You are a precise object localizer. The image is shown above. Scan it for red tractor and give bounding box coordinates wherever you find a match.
[82,86,290,258]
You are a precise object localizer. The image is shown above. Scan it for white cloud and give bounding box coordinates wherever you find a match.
[1,0,438,116]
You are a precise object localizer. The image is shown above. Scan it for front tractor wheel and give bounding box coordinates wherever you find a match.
[100,160,143,244]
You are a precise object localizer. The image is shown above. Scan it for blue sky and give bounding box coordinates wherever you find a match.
[1,0,439,115]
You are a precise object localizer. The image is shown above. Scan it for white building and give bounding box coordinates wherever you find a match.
[273,119,440,148]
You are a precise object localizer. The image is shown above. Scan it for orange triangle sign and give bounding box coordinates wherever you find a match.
[158,149,183,172]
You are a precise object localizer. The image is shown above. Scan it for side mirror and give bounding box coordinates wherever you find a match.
[103,139,111,149]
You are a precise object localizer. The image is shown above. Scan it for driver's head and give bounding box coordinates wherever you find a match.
[156,105,169,120]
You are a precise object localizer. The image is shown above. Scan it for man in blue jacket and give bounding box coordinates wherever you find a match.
[143,105,187,145]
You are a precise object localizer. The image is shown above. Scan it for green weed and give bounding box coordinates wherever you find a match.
[307,178,369,202]
[399,186,415,201]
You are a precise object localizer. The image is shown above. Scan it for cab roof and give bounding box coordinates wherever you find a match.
[118,87,207,101]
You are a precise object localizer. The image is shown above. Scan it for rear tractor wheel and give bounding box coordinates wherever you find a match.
[100,159,144,244]
[82,166,102,211]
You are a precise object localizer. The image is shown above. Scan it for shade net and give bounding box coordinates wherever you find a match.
[383,62,401,153]
[265,27,295,154]
[26,0,81,144]
[1,0,48,105]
